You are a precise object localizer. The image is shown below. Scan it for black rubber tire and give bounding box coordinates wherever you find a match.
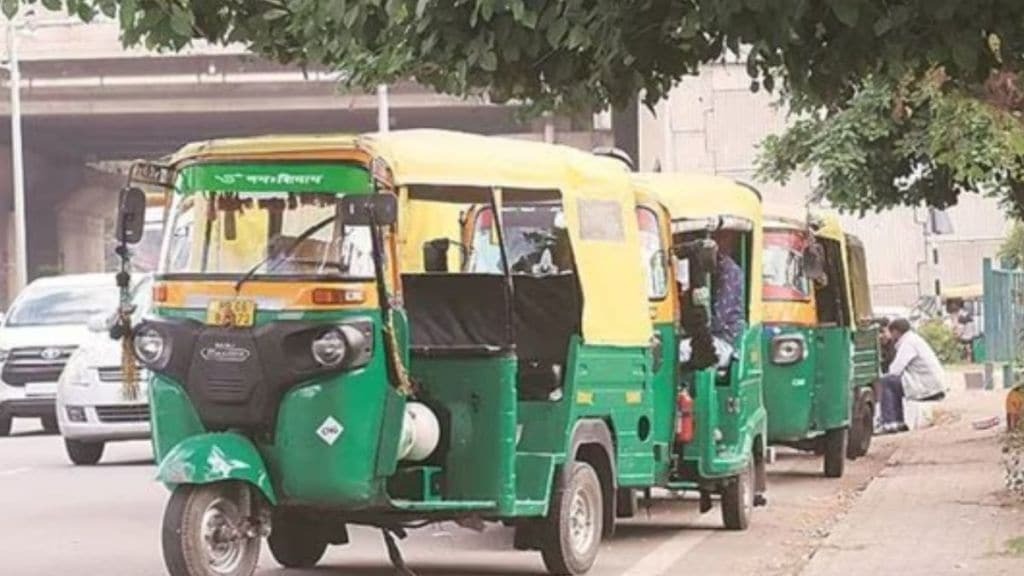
[615,487,638,519]
[847,396,874,460]
[0,415,11,437]
[823,427,848,478]
[65,439,104,466]
[540,462,604,575]
[41,415,59,434]
[162,483,261,576]
[721,458,754,531]
[268,519,327,569]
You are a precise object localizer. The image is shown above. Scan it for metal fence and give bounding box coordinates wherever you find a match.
[983,258,1024,364]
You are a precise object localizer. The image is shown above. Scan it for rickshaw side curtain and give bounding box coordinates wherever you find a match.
[366,130,653,347]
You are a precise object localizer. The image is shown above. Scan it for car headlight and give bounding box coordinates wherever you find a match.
[311,329,347,368]
[61,351,91,387]
[771,335,806,365]
[133,328,166,365]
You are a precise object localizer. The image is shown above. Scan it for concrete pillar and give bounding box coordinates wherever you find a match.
[0,146,98,306]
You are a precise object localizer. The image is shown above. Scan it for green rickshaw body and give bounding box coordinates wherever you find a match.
[141,131,658,534]
[632,173,768,502]
[760,216,880,465]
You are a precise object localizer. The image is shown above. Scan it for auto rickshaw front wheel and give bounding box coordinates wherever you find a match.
[721,457,754,531]
[162,483,261,576]
[540,461,604,575]
[823,428,848,478]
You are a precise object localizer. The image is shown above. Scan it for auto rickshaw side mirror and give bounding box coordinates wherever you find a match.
[340,194,398,226]
[116,186,147,245]
[423,238,451,273]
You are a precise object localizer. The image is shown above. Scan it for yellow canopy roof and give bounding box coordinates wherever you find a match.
[633,172,763,324]
[942,283,983,299]
[631,173,761,223]
[167,134,363,165]
[366,130,651,347]
[763,202,807,230]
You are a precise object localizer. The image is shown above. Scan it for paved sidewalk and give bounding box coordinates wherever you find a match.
[801,379,1024,576]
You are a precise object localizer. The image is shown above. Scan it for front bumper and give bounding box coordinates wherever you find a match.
[57,377,150,442]
[0,381,56,419]
[0,396,56,419]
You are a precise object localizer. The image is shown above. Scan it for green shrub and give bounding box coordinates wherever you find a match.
[917,319,965,364]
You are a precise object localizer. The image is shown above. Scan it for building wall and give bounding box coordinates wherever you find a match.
[639,63,1013,308]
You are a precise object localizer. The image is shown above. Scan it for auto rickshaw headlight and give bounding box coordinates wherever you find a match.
[133,327,165,365]
[311,329,348,368]
[771,335,806,365]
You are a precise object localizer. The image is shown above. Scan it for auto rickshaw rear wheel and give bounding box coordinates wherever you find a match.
[823,428,848,478]
[162,483,261,576]
[847,394,874,460]
[540,461,604,575]
[721,457,754,531]
[267,516,328,569]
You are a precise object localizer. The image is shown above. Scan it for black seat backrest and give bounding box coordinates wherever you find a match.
[512,275,582,363]
[402,274,513,353]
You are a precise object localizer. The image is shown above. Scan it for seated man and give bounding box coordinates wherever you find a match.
[877,318,948,434]
[679,233,746,369]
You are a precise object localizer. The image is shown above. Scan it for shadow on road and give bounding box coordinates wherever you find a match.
[261,563,543,575]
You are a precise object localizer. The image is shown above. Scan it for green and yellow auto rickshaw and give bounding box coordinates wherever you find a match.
[631,173,768,530]
[113,130,666,576]
[761,206,880,477]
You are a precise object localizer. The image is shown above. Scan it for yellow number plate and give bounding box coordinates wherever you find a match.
[206,300,256,327]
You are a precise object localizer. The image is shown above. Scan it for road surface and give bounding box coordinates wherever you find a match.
[0,419,896,576]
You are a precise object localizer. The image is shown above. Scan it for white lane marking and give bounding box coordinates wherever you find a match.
[0,467,31,477]
[620,528,713,576]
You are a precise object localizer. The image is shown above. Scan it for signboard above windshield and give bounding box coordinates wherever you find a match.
[177,163,372,195]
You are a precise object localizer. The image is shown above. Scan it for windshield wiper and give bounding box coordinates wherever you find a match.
[234,214,337,293]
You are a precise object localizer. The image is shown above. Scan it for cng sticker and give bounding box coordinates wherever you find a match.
[316,417,344,446]
[576,391,595,405]
[625,391,643,405]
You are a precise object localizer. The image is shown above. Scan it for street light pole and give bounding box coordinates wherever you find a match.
[377,84,389,133]
[7,17,27,291]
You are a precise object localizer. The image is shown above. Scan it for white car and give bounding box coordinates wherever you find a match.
[0,274,120,436]
[57,276,152,465]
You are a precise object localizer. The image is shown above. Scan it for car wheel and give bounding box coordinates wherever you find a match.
[540,462,604,575]
[0,415,11,437]
[42,415,59,434]
[65,439,104,465]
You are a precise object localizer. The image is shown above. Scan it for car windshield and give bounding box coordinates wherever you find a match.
[6,284,119,327]
[763,231,811,300]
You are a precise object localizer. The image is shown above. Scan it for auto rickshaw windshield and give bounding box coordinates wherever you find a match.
[161,162,376,279]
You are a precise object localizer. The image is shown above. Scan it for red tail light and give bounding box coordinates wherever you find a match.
[675,389,694,444]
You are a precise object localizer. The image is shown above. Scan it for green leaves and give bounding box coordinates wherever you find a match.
[20,0,1024,216]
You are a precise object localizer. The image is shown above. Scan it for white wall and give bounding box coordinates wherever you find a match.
[640,63,1013,307]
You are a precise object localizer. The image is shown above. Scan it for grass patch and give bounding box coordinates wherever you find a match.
[1006,537,1024,557]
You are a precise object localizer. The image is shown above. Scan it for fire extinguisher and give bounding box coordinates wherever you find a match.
[675,389,694,444]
